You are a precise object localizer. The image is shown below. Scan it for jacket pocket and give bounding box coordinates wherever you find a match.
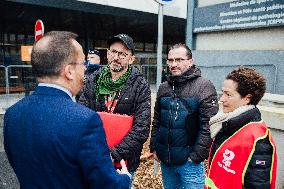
[185,111,200,146]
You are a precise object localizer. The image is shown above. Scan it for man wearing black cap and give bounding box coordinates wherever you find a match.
[86,49,101,75]
[79,34,151,188]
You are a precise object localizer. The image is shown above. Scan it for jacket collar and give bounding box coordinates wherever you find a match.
[119,66,142,94]
[167,65,201,86]
[210,105,255,138]
[32,85,74,101]
[221,107,261,136]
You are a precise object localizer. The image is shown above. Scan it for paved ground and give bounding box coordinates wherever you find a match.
[0,110,19,189]
[0,152,19,189]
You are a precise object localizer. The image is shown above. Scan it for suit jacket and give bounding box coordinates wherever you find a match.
[4,86,130,189]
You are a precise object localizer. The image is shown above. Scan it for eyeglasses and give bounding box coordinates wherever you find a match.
[167,58,189,64]
[69,61,86,68]
[108,49,130,59]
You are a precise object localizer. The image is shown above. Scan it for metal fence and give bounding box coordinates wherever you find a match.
[0,64,161,95]
[0,63,279,95]
[0,65,36,95]
[0,66,5,93]
[141,64,168,85]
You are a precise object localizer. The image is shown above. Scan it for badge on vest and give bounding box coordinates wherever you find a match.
[256,160,266,166]
[217,149,236,174]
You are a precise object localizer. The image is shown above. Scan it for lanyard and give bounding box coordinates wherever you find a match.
[106,91,120,113]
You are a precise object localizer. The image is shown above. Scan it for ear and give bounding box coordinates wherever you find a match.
[189,59,193,66]
[244,94,252,105]
[107,50,111,60]
[64,64,75,80]
[128,55,136,65]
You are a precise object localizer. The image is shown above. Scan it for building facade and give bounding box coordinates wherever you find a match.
[187,0,284,94]
[0,0,187,93]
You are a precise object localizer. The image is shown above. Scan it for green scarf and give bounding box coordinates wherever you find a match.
[95,65,132,98]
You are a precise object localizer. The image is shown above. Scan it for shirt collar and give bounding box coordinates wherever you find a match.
[38,83,76,102]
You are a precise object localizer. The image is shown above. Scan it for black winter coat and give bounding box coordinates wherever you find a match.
[79,66,151,172]
[150,65,218,166]
[210,108,274,189]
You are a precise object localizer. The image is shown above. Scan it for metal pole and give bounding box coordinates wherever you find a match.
[5,66,9,94]
[185,0,195,49]
[156,3,163,91]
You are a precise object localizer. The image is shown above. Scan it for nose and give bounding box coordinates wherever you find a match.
[171,60,178,67]
[219,93,225,103]
[112,52,119,59]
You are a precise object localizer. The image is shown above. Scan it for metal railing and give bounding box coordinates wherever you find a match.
[141,64,168,84]
[0,66,5,93]
[0,65,36,95]
[0,63,279,95]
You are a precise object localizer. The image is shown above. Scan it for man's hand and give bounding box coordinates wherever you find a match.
[116,159,132,179]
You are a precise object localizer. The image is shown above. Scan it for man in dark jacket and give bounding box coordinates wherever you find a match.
[79,34,151,188]
[150,43,218,189]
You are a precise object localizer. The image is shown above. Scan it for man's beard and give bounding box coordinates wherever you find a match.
[109,62,126,72]
[110,66,123,72]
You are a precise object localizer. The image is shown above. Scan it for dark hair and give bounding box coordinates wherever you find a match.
[169,43,192,59]
[31,31,78,78]
[226,66,266,105]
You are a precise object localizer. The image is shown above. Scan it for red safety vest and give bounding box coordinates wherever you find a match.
[205,121,277,189]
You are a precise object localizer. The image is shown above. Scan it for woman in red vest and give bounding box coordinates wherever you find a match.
[206,67,277,189]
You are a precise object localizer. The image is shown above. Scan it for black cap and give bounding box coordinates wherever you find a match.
[88,49,100,56]
[107,34,135,54]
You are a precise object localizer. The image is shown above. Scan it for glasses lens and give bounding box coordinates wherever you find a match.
[167,59,173,64]
[109,49,128,59]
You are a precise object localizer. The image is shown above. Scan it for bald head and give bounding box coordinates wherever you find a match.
[31,31,78,78]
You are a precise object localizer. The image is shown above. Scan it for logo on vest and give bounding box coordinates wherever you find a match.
[217,149,236,174]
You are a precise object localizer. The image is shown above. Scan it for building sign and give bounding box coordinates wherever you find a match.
[194,0,284,33]
[21,46,33,62]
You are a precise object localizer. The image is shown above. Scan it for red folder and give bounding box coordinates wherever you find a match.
[97,112,133,149]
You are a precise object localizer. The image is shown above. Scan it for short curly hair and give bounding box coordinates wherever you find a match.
[226,66,266,105]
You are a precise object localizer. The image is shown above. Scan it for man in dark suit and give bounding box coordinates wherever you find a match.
[3,31,131,189]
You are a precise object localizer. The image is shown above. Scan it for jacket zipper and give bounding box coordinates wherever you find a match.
[167,82,176,165]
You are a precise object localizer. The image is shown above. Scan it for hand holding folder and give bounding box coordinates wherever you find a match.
[98,112,133,168]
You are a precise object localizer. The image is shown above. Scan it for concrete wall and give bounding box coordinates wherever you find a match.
[259,105,284,188]
[193,50,284,94]
[188,0,284,95]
